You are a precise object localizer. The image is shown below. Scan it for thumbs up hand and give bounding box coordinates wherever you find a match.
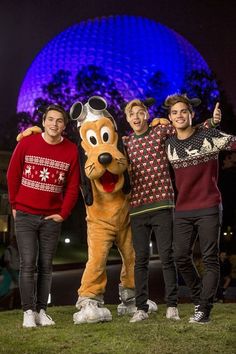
[213,102,221,125]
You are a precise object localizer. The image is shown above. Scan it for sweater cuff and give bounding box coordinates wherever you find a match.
[210,118,218,127]
[59,212,67,221]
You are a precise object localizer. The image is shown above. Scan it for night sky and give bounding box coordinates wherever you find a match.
[1,0,236,127]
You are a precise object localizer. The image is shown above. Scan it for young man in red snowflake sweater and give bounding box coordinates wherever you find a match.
[7,104,80,328]
[165,94,235,324]
[123,98,220,323]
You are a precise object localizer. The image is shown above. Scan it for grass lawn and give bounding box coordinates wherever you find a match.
[0,304,235,354]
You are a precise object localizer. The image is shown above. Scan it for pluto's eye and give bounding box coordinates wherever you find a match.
[101,126,111,143]
[86,129,98,146]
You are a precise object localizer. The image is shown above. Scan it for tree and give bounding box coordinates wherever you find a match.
[181,69,220,122]
[0,112,33,150]
[74,65,128,135]
[144,71,170,118]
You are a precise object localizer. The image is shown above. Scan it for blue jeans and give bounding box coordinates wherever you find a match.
[15,210,61,312]
[173,211,221,311]
[130,209,178,312]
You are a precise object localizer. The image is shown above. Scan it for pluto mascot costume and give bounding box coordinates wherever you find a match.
[70,96,139,324]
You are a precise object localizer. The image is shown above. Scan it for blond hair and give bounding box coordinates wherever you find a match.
[124,99,148,117]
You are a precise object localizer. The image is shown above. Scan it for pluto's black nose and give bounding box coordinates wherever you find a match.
[98,152,112,165]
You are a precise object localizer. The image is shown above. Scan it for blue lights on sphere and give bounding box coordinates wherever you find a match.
[17,15,215,115]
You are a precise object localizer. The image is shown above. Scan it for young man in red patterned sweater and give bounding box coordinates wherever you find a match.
[7,104,80,328]
[165,94,236,323]
[123,98,220,323]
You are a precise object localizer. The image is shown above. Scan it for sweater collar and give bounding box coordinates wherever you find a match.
[133,126,151,138]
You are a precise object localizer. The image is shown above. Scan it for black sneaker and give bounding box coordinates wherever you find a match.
[189,310,210,324]
[189,305,200,321]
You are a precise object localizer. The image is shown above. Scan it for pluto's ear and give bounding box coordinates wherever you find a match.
[78,135,93,206]
[120,141,131,195]
[117,131,127,155]
[115,132,131,195]
[122,169,131,195]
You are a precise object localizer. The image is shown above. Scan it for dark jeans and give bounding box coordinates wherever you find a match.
[130,209,177,312]
[15,210,61,312]
[173,212,221,311]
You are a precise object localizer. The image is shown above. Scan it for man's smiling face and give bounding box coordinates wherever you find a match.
[168,102,194,130]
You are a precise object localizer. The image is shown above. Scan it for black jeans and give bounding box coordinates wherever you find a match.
[130,209,177,312]
[15,210,61,312]
[173,211,221,311]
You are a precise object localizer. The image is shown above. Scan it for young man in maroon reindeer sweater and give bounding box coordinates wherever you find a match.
[165,93,235,324]
[123,98,220,323]
[7,104,80,328]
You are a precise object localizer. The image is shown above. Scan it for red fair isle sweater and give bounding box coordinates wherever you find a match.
[7,134,80,220]
[123,123,175,216]
[165,128,236,215]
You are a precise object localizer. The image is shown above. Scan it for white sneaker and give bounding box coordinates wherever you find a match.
[130,310,149,323]
[166,307,180,320]
[23,310,36,328]
[73,309,87,324]
[117,302,136,316]
[35,309,55,326]
[147,299,158,313]
[98,307,112,322]
[118,299,158,316]
[73,300,112,324]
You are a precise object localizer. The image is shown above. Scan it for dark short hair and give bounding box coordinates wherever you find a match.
[164,94,201,113]
[42,104,69,125]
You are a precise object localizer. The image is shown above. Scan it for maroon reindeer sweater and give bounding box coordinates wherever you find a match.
[165,128,236,216]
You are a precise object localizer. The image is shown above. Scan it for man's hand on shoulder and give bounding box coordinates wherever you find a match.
[150,118,170,127]
[16,126,42,142]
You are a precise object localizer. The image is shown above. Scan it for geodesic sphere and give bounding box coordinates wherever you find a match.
[17,15,210,114]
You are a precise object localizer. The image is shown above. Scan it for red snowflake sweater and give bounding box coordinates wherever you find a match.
[123,124,175,216]
[7,134,80,220]
[165,128,236,216]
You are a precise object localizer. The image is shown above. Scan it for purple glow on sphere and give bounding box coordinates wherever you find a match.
[17,15,211,114]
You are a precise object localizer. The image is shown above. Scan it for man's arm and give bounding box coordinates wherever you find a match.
[16,126,42,142]
[58,145,80,220]
[7,141,25,211]
[45,146,80,221]
[202,102,222,128]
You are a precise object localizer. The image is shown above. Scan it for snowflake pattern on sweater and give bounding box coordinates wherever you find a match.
[7,134,79,219]
[166,129,235,168]
[22,155,69,192]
